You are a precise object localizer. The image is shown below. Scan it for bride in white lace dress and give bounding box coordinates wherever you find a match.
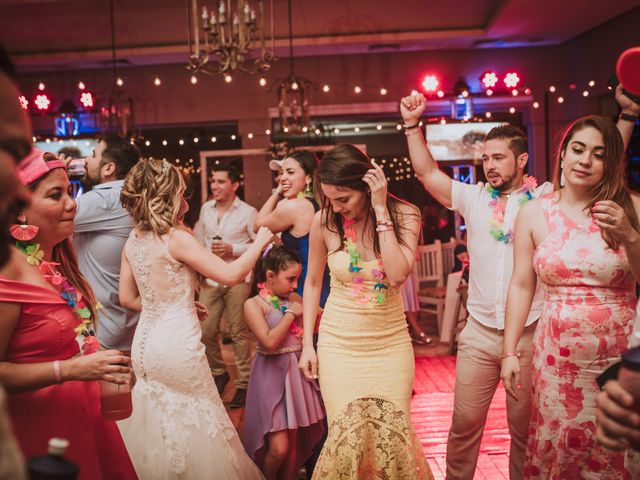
[118,158,271,479]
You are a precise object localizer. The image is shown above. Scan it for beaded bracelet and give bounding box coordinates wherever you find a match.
[501,352,521,360]
[376,224,394,233]
[402,122,420,130]
[405,128,422,136]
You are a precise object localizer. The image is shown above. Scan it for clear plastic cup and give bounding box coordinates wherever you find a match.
[99,372,132,421]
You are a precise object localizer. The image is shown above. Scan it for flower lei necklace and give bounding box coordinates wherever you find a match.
[257,282,303,338]
[485,175,537,244]
[16,241,101,354]
[342,218,388,305]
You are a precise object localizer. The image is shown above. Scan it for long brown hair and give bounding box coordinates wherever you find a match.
[554,115,639,250]
[316,144,418,257]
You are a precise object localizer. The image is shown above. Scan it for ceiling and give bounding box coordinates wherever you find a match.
[1,0,638,71]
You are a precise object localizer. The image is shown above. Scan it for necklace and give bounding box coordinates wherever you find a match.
[342,217,388,305]
[257,283,303,338]
[485,175,537,244]
[16,241,101,353]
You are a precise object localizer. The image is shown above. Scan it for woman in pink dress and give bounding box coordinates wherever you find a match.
[0,150,136,479]
[501,116,640,478]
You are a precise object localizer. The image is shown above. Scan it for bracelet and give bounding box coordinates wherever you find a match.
[376,218,392,226]
[52,360,62,382]
[405,128,422,136]
[501,352,521,360]
[620,112,639,123]
[402,122,420,130]
[283,309,295,316]
[376,224,394,233]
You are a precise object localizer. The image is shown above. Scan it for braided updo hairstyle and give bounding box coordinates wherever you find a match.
[121,158,186,235]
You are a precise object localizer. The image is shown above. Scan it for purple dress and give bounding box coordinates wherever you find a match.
[243,298,325,468]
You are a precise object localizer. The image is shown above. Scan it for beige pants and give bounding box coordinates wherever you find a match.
[198,282,251,389]
[446,316,536,480]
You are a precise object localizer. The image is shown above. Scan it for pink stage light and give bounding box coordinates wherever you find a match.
[80,91,95,108]
[34,94,51,111]
[18,95,29,110]
[422,75,440,92]
[504,72,521,89]
[480,71,498,89]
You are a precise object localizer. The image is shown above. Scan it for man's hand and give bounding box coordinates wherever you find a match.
[211,241,233,258]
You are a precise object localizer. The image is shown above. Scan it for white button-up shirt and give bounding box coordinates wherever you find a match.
[193,196,257,286]
[451,180,553,329]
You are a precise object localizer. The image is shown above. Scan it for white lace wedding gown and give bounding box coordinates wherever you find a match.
[118,230,264,479]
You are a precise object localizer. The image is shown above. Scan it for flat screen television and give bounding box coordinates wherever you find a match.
[425,122,504,162]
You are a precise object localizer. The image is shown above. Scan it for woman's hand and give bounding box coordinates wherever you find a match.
[64,350,132,384]
[500,356,521,401]
[592,200,639,243]
[254,226,274,250]
[299,345,318,380]
[363,159,388,211]
[400,92,427,125]
[616,83,640,116]
[195,301,209,322]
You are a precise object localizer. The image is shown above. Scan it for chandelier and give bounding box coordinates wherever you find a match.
[187,0,275,75]
[99,0,135,137]
[274,0,315,134]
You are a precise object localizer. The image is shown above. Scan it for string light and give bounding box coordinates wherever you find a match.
[486,89,493,96]
[437,90,445,98]
[162,140,168,146]
[509,107,516,114]
[549,86,556,92]
[231,134,237,140]
[354,127,360,133]
[302,126,308,133]
[224,74,232,83]
[247,133,254,139]
[322,84,330,93]
[396,124,402,131]
[315,128,321,134]
[265,129,271,135]
[354,86,362,94]
[334,128,340,134]
[376,125,382,130]
[588,80,595,87]
[582,90,589,97]
[485,112,492,118]
[116,77,124,86]
[190,75,198,85]
[193,137,199,143]
[533,102,540,109]
[38,82,45,91]
[78,81,85,90]
[511,89,519,96]
[211,136,217,142]
[380,88,387,95]
[145,140,151,146]
[283,127,289,133]
[557,96,564,103]
[178,139,184,145]
[154,77,161,86]
[259,77,267,87]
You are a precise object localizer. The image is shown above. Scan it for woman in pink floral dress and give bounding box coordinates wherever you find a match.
[501,115,640,479]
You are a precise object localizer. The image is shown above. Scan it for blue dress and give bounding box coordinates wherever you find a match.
[281,199,330,308]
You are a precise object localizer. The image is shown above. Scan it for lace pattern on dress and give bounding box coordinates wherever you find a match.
[313,397,432,480]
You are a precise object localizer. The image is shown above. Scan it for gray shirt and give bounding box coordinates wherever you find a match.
[73,180,139,351]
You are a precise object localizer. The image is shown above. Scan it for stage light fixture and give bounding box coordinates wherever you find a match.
[421,75,439,92]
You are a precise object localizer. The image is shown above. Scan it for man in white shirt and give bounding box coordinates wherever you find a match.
[401,93,551,479]
[194,161,257,408]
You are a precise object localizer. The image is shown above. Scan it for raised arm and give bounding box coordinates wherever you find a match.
[615,84,640,152]
[500,201,540,400]
[400,93,453,208]
[299,212,327,380]
[254,184,292,233]
[365,161,421,287]
[171,227,272,286]
[244,294,303,351]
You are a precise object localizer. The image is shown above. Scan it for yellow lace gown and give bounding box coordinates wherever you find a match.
[313,251,433,479]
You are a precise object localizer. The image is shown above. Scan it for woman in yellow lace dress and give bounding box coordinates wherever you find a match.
[299,144,433,479]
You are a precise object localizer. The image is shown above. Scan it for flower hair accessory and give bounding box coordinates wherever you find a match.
[161,159,170,173]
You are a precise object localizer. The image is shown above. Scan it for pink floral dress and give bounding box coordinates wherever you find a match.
[526,195,637,479]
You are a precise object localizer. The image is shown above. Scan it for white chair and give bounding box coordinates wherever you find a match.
[438,272,467,350]
[416,241,446,328]
[441,237,457,281]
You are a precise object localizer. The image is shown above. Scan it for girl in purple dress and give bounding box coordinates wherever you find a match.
[243,246,325,480]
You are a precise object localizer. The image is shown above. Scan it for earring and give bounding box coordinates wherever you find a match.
[303,180,313,198]
[9,223,39,241]
[560,160,565,187]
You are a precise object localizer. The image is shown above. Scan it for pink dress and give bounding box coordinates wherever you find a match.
[0,276,137,480]
[526,196,637,479]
